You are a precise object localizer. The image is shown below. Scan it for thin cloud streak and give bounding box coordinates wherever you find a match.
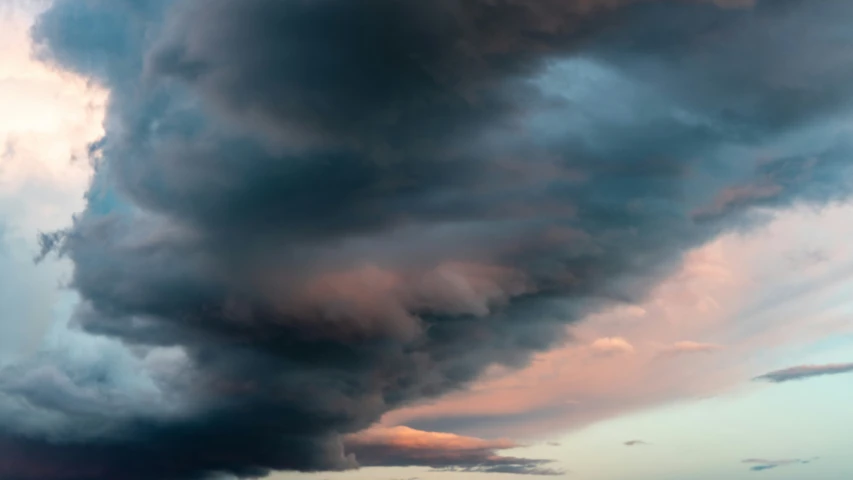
[742,457,817,472]
[345,426,563,476]
[754,363,853,383]
[657,341,724,356]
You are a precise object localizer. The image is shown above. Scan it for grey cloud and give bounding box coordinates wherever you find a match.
[754,363,853,383]
[431,465,564,477]
[342,426,562,475]
[3,0,853,479]
[785,248,830,269]
[624,440,648,447]
[351,443,561,476]
[743,457,817,472]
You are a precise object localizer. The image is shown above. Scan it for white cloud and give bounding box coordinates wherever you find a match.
[0,6,106,361]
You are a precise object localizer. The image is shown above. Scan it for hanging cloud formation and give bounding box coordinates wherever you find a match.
[3,0,853,478]
[344,426,561,475]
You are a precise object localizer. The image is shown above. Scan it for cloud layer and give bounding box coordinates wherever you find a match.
[3,0,853,479]
[344,426,561,476]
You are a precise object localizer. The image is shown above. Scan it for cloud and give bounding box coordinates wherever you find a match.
[590,337,635,356]
[431,465,566,476]
[382,204,853,438]
[0,3,105,363]
[623,440,648,447]
[742,457,817,472]
[692,182,784,221]
[658,341,724,356]
[344,426,562,476]
[754,363,853,383]
[4,0,853,479]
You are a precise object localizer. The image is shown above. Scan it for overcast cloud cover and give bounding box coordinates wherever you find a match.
[3,0,853,479]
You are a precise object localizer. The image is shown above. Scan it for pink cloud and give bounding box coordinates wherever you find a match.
[380,204,853,439]
[343,426,561,475]
[590,337,635,356]
[692,182,783,220]
[258,261,533,342]
[658,341,724,356]
[346,426,517,452]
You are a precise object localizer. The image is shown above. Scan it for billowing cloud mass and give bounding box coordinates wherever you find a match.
[3,0,853,479]
[344,426,561,476]
[755,363,853,383]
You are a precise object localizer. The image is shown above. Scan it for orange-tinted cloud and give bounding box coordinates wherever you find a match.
[344,426,562,476]
[590,337,635,356]
[381,204,853,439]
[658,341,724,356]
[693,182,783,220]
[257,262,533,343]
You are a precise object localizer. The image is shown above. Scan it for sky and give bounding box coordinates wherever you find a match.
[1,0,853,479]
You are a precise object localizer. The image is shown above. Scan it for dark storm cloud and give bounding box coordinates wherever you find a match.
[754,363,853,383]
[5,0,853,478]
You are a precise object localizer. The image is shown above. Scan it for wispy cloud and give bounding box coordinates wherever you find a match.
[431,465,566,476]
[754,363,853,383]
[692,182,784,221]
[742,457,817,472]
[623,440,648,447]
[658,341,724,356]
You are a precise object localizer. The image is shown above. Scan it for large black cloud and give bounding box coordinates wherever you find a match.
[3,0,853,478]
